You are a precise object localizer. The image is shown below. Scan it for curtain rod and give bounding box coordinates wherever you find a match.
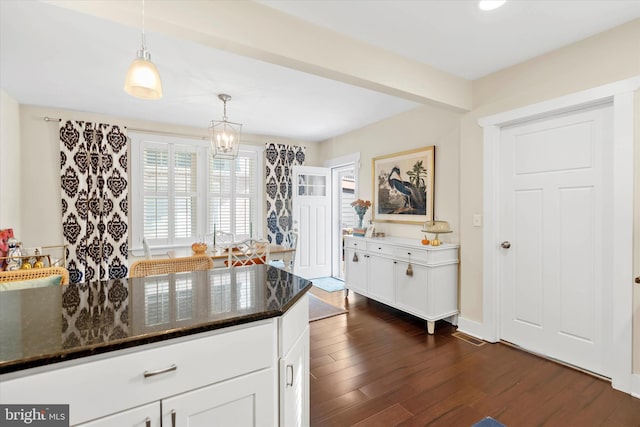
[43,117,207,140]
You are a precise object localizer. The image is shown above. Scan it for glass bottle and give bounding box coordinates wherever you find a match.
[6,238,22,271]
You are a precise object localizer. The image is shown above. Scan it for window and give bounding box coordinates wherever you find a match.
[131,132,263,250]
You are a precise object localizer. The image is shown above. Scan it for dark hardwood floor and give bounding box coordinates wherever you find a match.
[308,287,640,427]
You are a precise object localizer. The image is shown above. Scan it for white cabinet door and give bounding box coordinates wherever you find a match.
[279,326,309,427]
[76,403,160,427]
[344,248,367,294]
[367,255,395,305]
[395,260,428,318]
[162,369,275,427]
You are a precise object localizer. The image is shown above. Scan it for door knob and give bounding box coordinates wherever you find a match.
[635,277,640,284]
[501,241,511,249]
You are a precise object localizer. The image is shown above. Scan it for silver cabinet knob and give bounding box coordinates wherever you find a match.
[501,241,511,249]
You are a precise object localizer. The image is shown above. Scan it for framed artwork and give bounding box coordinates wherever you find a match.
[372,146,435,224]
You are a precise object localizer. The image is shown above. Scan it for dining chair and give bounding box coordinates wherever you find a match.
[225,239,270,267]
[269,229,298,272]
[204,231,235,252]
[0,266,70,286]
[129,255,214,278]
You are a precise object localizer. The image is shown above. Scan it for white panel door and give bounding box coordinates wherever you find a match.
[499,104,613,377]
[292,166,331,279]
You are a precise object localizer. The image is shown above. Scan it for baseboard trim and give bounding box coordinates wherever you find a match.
[631,373,640,399]
[456,317,485,341]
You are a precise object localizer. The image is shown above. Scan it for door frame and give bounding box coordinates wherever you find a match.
[479,76,639,394]
[326,153,360,278]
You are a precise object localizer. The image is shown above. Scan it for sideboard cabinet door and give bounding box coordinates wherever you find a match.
[344,248,368,295]
[395,260,428,318]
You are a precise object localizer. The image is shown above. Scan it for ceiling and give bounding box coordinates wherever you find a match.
[1,1,638,142]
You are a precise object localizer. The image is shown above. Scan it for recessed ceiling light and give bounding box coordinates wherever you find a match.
[478,0,506,11]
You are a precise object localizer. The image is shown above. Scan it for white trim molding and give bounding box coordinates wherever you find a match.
[478,76,639,395]
[456,317,485,341]
[632,374,640,399]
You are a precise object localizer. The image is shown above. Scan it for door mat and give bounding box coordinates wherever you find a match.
[308,293,348,322]
[472,417,506,427]
[310,276,346,293]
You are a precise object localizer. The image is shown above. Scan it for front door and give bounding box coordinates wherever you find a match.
[499,104,613,377]
[292,166,331,279]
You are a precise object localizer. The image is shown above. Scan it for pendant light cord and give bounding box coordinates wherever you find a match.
[141,0,147,51]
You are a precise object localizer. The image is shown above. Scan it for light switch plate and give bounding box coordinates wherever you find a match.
[473,214,482,227]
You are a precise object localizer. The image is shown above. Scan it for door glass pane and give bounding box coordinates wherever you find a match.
[298,174,326,196]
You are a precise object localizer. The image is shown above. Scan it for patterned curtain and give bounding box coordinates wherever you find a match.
[60,121,128,284]
[265,143,305,245]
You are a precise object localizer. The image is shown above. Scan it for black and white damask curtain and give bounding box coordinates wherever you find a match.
[60,121,128,284]
[265,143,305,245]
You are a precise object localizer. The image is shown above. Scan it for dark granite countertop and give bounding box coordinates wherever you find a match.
[0,265,311,375]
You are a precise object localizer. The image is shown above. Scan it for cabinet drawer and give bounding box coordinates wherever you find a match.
[366,241,394,256]
[0,322,275,425]
[344,238,365,250]
[393,246,459,265]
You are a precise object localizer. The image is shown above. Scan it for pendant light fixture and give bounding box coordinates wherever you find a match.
[124,0,163,100]
[209,94,242,159]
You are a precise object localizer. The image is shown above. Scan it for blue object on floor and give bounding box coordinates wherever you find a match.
[310,276,346,293]
[472,417,506,427]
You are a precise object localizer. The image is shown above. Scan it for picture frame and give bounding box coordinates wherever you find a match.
[372,146,435,224]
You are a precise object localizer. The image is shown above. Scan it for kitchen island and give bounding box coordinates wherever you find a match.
[0,265,311,426]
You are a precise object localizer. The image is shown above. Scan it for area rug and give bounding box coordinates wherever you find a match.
[472,417,506,427]
[308,293,348,322]
[310,276,346,293]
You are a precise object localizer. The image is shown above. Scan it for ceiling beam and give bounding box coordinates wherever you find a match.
[45,0,472,112]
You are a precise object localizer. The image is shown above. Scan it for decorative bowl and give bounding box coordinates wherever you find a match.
[191,242,208,254]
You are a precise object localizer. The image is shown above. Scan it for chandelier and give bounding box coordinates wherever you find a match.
[209,94,241,159]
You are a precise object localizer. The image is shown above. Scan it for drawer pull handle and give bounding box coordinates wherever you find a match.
[145,417,151,427]
[286,364,294,387]
[171,410,176,427]
[143,364,177,378]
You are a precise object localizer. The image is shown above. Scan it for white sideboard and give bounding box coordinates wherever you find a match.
[344,236,459,334]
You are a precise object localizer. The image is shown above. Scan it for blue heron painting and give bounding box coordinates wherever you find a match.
[374,147,434,219]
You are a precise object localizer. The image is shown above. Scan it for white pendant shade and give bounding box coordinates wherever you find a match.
[124,51,163,100]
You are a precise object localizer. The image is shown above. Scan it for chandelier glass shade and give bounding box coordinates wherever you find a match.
[209,94,241,159]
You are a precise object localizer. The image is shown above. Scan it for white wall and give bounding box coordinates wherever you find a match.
[16,104,319,248]
[0,89,21,235]
[318,103,462,243]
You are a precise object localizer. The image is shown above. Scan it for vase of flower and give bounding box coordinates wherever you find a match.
[351,199,371,234]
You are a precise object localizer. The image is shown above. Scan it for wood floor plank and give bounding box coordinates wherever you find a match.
[308,288,640,426]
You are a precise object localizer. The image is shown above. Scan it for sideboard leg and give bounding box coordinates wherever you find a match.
[427,321,435,335]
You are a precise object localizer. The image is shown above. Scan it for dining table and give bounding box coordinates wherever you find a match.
[166,243,296,268]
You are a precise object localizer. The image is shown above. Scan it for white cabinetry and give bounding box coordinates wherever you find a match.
[1,296,311,427]
[344,243,368,295]
[162,369,274,427]
[344,236,459,334]
[278,294,309,427]
[78,403,159,427]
